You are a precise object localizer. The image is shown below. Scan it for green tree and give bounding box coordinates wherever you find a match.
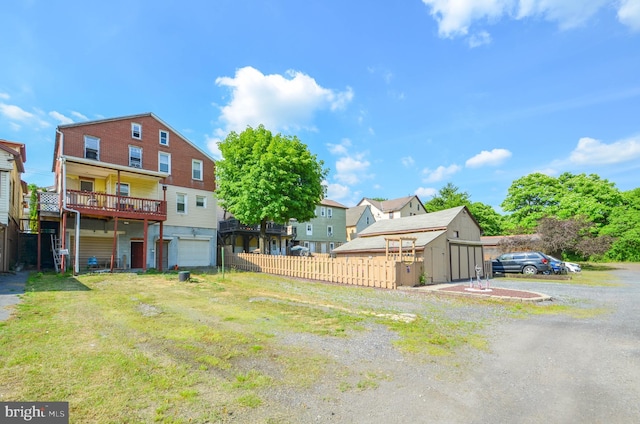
[555,173,622,229]
[28,183,39,233]
[600,188,640,261]
[216,125,328,253]
[501,173,561,232]
[424,182,471,212]
[468,202,503,236]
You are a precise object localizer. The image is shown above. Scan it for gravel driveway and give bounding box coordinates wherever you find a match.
[271,264,640,423]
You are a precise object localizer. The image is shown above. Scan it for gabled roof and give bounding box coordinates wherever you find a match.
[346,204,370,227]
[359,206,469,237]
[359,195,425,213]
[0,140,26,173]
[332,230,446,253]
[320,198,348,209]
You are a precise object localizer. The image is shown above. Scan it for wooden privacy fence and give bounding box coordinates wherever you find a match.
[227,253,406,289]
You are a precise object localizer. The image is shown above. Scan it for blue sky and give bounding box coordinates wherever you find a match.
[2,0,639,210]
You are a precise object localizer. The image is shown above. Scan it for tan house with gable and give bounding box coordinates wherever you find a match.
[0,140,27,272]
[333,206,484,284]
[358,195,426,221]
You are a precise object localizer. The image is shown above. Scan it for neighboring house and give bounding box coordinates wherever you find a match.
[217,206,294,255]
[48,113,217,273]
[332,206,484,284]
[290,199,348,254]
[0,140,27,272]
[345,204,374,241]
[358,195,426,221]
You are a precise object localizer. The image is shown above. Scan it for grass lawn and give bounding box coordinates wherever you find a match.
[0,270,597,423]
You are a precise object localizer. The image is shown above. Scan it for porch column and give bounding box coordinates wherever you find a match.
[142,219,148,272]
[110,217,118,272]
[158,221,164,271]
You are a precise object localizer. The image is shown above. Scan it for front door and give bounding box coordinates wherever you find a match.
[156,240,169,270]
[131,241,144,269]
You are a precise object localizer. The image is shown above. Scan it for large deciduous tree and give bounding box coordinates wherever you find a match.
[216,125,328,253]
[501,173,561,232]
[600,188,640,261]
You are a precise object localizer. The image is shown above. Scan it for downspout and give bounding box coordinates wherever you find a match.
[57,129,81,275]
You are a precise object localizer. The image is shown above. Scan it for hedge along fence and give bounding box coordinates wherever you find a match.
[227,253,401,289]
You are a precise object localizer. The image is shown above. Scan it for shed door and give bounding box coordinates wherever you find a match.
[178,239,210,266]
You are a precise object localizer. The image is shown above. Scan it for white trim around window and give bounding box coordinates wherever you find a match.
[84,135,100,160]
[129,146,142,168]
[306,224,313,236]
[176,193,187,214]
[196,195,206,208]
[192,159,203,180]
[159,130,169,146]
[131,123,142,139]
[159,152,171,174]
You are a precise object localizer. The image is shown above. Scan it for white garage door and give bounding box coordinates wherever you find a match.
[178,239,210,267]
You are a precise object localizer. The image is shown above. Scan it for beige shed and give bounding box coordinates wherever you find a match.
[332,206,484,284]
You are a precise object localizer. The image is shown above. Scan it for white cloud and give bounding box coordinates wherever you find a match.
[532,167,558,176]
[415,187,438,198]
[468,30,492,47]
[49,111,74,125]
[569,136,640,165]
[421,0,507,38]
[401,156,415,167]
[214,66,353,134]
[465,148,512,168]
[71,111,89,121]
[335,155,372,185]
[422,164,462,183]
[327,139,352,156]
[0,93,9,100]
[618,0,640,31]
[326,182,352,201]
[422,0,631,40]
[0,103,35,121]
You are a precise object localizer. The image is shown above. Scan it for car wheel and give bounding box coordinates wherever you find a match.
[522,265,537,275]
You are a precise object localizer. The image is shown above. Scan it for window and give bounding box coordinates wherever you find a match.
[176,193,186,213]
[303,241,310,249]
[84,136,99,160]
[117,183,130,197]
[196,195,206,208]
[80,179,94,192]
[129,146,142,168]
[192,159,203,180]
[306,224,313,236]
[327,225,333,237]
[159,152,171,173]
[131,123,142,139]
[327,208,333,218]
[366,216,370,225]
[329,242,335,251]
[320,207,326,217]
[159,130,169,146]
[453,231,459,238]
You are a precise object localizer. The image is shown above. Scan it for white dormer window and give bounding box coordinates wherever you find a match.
[131,123,142,139]
[453,231,459,238]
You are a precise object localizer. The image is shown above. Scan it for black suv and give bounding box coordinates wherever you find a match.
[491,251,551,275]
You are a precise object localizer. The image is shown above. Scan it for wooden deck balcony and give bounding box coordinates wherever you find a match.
[65,189,167,221]
[219,218,289,236]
